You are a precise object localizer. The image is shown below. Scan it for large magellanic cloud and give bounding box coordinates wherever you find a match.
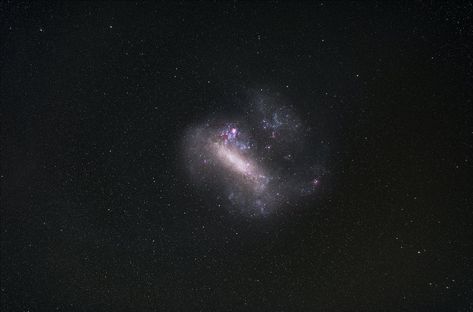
[182,92,328,217]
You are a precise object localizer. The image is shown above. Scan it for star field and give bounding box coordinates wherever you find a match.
[2,2,473,311]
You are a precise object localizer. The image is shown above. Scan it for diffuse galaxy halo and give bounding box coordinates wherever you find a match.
[182,92,327,217]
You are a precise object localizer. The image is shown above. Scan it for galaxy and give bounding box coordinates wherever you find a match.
[183,92,327,216]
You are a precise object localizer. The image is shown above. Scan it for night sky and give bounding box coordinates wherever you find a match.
[2,2,473,311]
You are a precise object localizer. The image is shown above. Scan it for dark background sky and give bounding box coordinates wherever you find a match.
[2,1,473,311]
